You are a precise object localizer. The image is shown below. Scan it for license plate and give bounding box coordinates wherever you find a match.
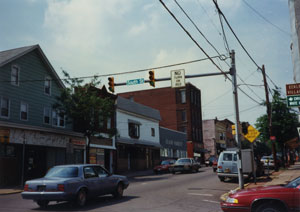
[37,185,46,191]
[224,168,230,173]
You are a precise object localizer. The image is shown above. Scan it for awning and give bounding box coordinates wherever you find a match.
[116,137,162,148]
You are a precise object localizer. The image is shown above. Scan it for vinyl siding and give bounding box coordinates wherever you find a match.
[0,50,73,130]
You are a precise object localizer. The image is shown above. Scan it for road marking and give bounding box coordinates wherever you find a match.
[202,199,220,204]
[188,193,213,197]
[141,183,147,185]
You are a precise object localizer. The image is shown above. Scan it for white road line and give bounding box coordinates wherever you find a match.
[202,199,220,204]
[188,193,213,197]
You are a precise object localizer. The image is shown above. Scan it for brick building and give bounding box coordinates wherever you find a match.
[119,83,204,161]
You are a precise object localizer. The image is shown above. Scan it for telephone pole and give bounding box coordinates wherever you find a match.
[230,50,244,189]
[261,65,278,171]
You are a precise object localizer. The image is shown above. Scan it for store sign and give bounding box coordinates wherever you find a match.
[0,129,10,143]
[71,139,86,146]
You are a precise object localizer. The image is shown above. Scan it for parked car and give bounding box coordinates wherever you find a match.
[221,176,300,212]
[169,158,201,174]
[153,159,176,174]
[205,156,218,167]
[261,155,282,169]
[21,164,129,208]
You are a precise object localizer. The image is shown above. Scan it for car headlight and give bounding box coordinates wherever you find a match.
[225,197,239,204]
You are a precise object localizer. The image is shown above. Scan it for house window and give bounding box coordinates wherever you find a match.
[0,97,9,118]
[44,107,51,124]
[179,126,187,133]
[11,65,20,86]
[180,89,186,103]
[107,117,111,129]
[52,110,65,127]
[151,128,155,137]
[44,77,51,95]
[181,110,187,122]
[128,122,140,139]
[20,102,28,121]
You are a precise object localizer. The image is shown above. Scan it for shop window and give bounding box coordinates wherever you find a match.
[128,122,140,139]
[0,97,9,118]
[20,102,28,121]
[11,65,20,86]
[44,77,51,95]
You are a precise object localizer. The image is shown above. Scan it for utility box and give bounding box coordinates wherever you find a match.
[241,149,255,173]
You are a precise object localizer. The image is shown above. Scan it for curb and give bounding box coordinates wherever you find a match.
[220,183,250,201]
[0,189,23,195]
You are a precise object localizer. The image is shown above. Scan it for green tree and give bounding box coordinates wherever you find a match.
[54,71,115,163]
[255,89,298,163]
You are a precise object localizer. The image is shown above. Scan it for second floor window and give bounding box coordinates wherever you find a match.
[151,128,155,137]
[0,97,9,118]
[44,77,51,95]
[181,110,187,122]
[44,107,51,124]
[52,110,65,128]
[20,102,28,121]
[180,89,186,103]
[128,122,140,139]
[11,65,20,86]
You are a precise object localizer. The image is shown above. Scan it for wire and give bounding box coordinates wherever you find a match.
[242,0,291,37]
[0,56,222,83]
[203,88,232,107]
[218,104,262,119]
[217,9,230,55]
[160,0,262,105]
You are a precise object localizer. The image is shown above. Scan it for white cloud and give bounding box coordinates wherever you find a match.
[128,22,147,36]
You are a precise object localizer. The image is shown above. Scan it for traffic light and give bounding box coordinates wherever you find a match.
[232,125,236,135]
[242,122,248,135]
[108,77,115,93]
[149,70,155,87]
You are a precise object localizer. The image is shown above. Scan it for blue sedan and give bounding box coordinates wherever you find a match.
[21,164,129,208]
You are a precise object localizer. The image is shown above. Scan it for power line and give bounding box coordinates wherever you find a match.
[242,0,291,37]
[218,104,262,119]
[0,56,222,83]
[160,0,262,105]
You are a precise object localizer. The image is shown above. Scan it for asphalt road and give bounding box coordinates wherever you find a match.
[0,167,238,212]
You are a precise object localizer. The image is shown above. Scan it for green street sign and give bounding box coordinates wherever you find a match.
[287,95,300,107]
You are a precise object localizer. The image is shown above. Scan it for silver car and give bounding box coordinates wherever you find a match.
[21,164,129,208]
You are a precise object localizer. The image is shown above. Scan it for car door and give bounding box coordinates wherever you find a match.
[93,166,114,195]
[83,166,100,196]
[231,153,238,174]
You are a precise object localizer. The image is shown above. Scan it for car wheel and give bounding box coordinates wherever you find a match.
[113,183,124,198]
[172,171,175,174]
[255,202,285,212]
[76,189,87,207]
[36,200,49,208]
[213,168,217,172]
[218,176,225,182]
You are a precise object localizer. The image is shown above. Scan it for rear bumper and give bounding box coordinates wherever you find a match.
[21,191,74,201]
[217,173,250,178]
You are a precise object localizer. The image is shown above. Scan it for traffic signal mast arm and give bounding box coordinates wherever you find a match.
[110,71,231,87]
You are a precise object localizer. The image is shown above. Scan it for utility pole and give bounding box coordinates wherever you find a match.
[261,65,278,171]
[230,50,244,189]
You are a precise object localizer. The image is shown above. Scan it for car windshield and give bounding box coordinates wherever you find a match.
[175,159,190,164]
[161,161,170,165]
[45,167,78,178]
[285,177,300,188]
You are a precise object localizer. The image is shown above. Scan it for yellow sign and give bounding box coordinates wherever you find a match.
[244,125,260,143]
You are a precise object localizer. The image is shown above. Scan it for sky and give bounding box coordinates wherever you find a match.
[0,0,294,126]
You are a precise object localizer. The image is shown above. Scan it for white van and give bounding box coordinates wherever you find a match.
[217,149,255,182]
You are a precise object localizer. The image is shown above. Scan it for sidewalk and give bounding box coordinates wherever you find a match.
[221,161,300,200]
[0,169,155,196]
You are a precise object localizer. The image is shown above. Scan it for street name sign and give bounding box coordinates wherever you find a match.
[287,95,300,107]
[244,125,260,143]
[171,69,185,88]
[286,83,300,96]
[126,78,144,86]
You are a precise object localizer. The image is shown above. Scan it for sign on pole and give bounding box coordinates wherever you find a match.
[244,125,260,143]
[287,95,300,107]
[171,69,185,88]
[286,83,300,96]
[126,78,144,86]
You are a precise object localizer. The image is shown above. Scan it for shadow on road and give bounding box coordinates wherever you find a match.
[31,195,139,211]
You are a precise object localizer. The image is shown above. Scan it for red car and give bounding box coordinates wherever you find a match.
[153,159,175,174]
[221,176,300,212]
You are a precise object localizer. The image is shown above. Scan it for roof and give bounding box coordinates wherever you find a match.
[0,44,65,88]
[116,96,161,121]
